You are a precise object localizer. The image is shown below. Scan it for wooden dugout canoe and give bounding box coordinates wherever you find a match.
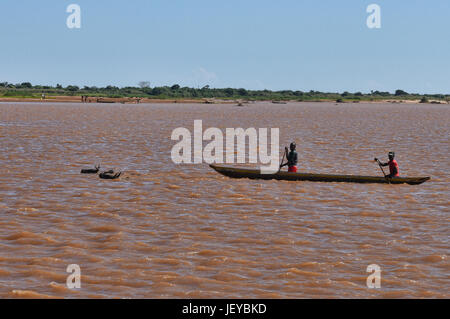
[209,164,430,185]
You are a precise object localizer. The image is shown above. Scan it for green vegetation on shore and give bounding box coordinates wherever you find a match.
[1,82,449,103]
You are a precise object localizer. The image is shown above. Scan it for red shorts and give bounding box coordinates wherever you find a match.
[288,166,297,173]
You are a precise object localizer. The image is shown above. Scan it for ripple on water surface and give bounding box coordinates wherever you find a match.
[0,102,448,298]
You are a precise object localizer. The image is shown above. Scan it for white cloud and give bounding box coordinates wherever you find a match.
[239,79,266,90]
[191,67,218,87]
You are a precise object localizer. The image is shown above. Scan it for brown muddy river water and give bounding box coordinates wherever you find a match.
[0,102,448,298]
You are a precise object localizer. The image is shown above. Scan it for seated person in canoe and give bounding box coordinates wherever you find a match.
[375,152,399,178]
[280,142,298,173]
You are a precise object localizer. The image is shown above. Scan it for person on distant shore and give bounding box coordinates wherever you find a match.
[280,142,298,172]
[375,152,399,178]
[41,93,45,100]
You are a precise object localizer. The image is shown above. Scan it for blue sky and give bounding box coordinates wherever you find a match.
[0,0,449,93]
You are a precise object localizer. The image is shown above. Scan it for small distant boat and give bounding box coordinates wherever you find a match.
[272,101,287,104]
[96,98,115,103]
[209,165,430,185]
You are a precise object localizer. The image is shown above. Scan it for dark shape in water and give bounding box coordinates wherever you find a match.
[81,165,100,174]
[99,170,122,180]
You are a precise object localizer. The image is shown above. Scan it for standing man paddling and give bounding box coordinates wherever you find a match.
[375,151,399,178]
[280,142,298,172]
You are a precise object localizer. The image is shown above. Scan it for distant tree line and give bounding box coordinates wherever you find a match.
[0,81,448,101]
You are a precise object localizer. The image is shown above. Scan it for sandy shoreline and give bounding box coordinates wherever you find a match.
[0,96,234,104]
[0,96,448,105]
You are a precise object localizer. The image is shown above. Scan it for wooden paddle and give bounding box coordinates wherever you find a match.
[278,148,287,172]
[374,158,390,184]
